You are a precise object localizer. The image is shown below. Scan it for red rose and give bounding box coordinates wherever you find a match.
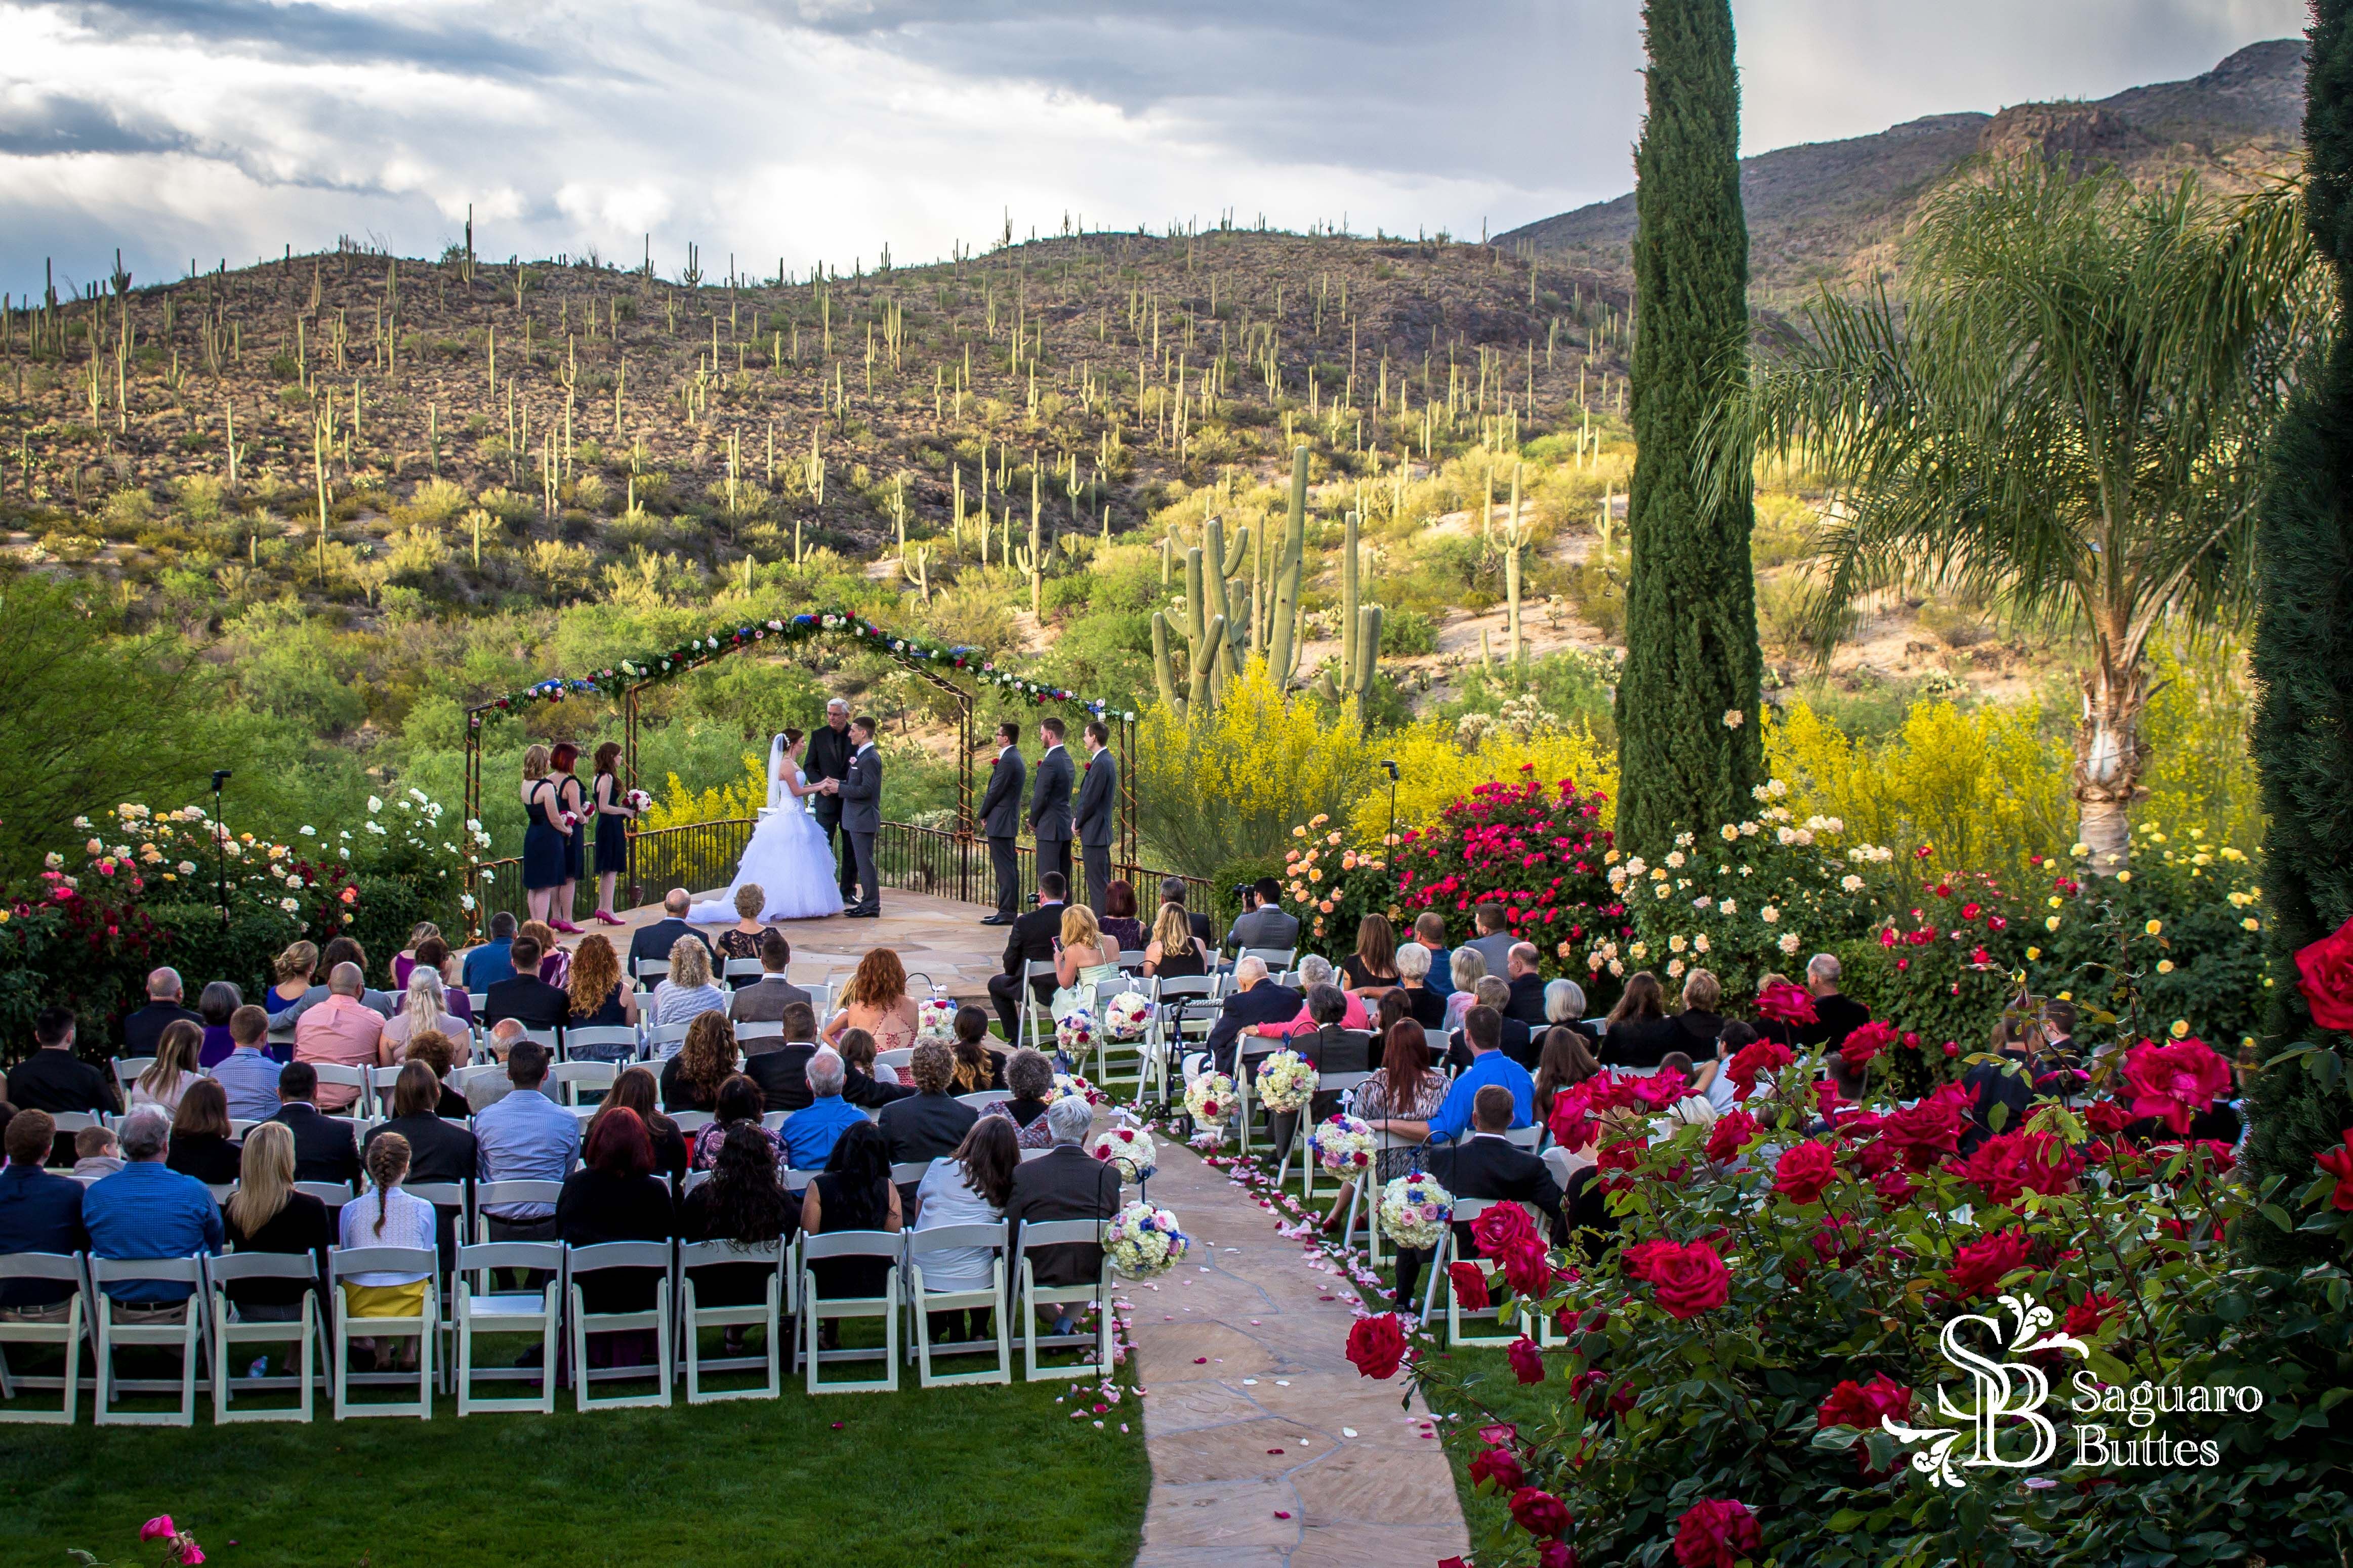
[2318,1130,2353,1211]
[2065,1292,2121,1337]
[1500,1241,1557,1300]
[1468,1444,1525,1492]
[1537,1543,1579,1568]
[1946,1227,2033,1298]
[1448,1262,1492,1312]
[1771,1140,1838,1204]
[1879,1093,1966,1169]
[1840,1020,1897,1071]
[1509,1487,1574,1539]
[1507,1335,1547,1385]
[1727,1041,1792,1095]
[2085,1100,2130,1135]
[1948,1130,2083,1206]
[1816,1373,1914,1471]
[1627,1239,1731,1319]
[1874,1168,1917,1205]
[2296,914,2353,1030]
[2121,1039,2233,1134]
[1672,1497,1761,1568]
[1472,1202,1539,1260]
[1345,1312,1408,1380]
[1755,982,1818,1026]
[1704,1109,1759,1163]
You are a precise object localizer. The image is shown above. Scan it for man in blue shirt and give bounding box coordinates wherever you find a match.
[1368,1006,1534,1147]
[82,1107,222,1314]
[472,1041,581,1240]
[461,911,519,993]
[1413,912,1456,1002]
[0,1110,87,1317]
[210,1004,283,1123]
[782,1049,866,1170]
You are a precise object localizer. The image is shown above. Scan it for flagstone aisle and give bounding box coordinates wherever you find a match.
[1127,1144,1471,1567]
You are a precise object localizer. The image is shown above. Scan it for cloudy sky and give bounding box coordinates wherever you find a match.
[0,0,2304,298]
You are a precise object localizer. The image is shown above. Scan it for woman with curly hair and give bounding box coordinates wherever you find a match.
[659,1009,736,1113]
[820,946,919,1054]
[591,1066,688,1179]
[565,933,636,1029]
[688,1074,783,1171]
[682,1119,795,1351]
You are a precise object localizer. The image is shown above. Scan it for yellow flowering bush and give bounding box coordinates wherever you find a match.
[1352,718,1618,842]
[641,752,767,831]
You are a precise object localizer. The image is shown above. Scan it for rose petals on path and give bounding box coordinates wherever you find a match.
[1194,1357,1208,1364]
[1342,1427,1358,1437]
[1274,1511,1292,1520]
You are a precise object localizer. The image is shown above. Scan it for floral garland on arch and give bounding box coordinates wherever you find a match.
[466,610,1141,723]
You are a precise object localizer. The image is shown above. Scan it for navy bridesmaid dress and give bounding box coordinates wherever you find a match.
[522,778,567,891]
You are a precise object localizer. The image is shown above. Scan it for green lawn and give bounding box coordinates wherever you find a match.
[0,1348,1147,1567]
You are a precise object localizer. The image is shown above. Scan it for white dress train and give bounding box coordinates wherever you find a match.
[687,737,846,923]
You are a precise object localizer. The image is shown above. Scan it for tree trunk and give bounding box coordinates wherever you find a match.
[2070,649,2149,874]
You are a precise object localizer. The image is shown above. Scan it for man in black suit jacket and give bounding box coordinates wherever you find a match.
[1503,945,1550,1028]
[806,698,858,899]
[1266,987,1374,1160]
[1030,718,1075,896]
[729,931,811,1026]
[269,1063,361,1184]
[1449,978,1533,1070]
[484,937,570,1031]
[1075,721,1118,915]
[627,890,713,977]
[121,968,203,1057]
[8,1009,120,1164]
[1202,957,1304,1076]
[1393,1084,1565,1307]
[838,717,884,917]
[1795,953,1872,1056]
[877,1041,980,1164]
[1006,1098,1121,1295]
[988,877,1067,1039]
[978,722,1026,925]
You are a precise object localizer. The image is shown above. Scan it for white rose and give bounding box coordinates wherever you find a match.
[1778,933,1802,954]
[1841,874,1864,893]
[1760,906,1779,923]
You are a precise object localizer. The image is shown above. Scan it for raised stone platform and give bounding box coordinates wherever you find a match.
[601,885,1009,1002]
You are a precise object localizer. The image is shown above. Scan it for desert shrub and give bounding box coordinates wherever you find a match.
[1381,605,1438,656]
[1350,717,1619,846]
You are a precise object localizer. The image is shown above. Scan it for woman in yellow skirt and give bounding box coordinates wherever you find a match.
[340,1132,435,1370]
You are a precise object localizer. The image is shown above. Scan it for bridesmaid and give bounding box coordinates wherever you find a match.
[590,741,635,927]
[520,743,568,926]
[552,741,586,934]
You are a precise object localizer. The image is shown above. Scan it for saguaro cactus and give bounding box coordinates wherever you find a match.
[1265,446,1310,683]
[1313,510,1385,724]
[1015,471,1045,618]
[1501,460,1530,666]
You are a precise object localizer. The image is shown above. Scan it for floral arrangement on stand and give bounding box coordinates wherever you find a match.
[1090,1122,1159,1183]
[1048,1071,1105,1108]
[1310,1114,1376,1176]
[917,995,958,1035]
[1054,1006,1097,1062]
[1103,1201,1190,1278]
[1377,1170,1453,1248]
[1103,990,1155,1042]
[1256,1050,1318,1115]
[1391,773,1621,980]
[1182,1072,1236,1145]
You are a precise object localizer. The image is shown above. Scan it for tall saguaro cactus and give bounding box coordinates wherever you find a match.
[1016,471,1045,618]
[1151,516,1248,717]
[1312,510,1384,725]
[1266,446,1310,684]
[1501,460,1531,667]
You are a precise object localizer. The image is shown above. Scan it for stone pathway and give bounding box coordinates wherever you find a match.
[1127,1145,1470,1567]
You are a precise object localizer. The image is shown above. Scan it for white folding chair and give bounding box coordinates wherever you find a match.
[472,1181,564,1245]
[1243,947,1298,972]
[227,1119,263,1139]
[548,1061,618,1107]
[0,1253,85,1423]
[516,1027,561,1057]
[307,1063,373,1117]
[722,958,765,982]
[205,1253,321,1424]
[1150,977,1219,1103]
[670,1111,716,1137]
[1090,973,1158,1095]
[327,1245,437,1419]
[955,1092,1004,1111]
[798,1232,901,1393]
[1015,1218,1112,1382]
[449,1064,505,1100]
[1015,959,1056,1051]
[47,1111,103,1141]
[642,1022,692,1059]
[452,1241,561,1416]
[907,1222,1009,1388]
[112,1058,158,1101]
[678,1239,783,1404]
[875,1048,915,1072]
[366,1065,409,1105]
[1277,1069,1374,1197]
[632,959,670,986]
[566,1241,674,1410]
[295,1181,355,1214]
[1425,1197,1550,1347]
[466,991,489,1013]
[734,1021,786,1044]
[89,1256,207,1426]
[803,983,835,1026]
[562,1026,639,1065]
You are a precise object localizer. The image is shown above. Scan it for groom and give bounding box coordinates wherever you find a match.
[839,715,883,918]
[806,698,857,901]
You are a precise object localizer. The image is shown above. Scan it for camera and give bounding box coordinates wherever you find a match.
[1229,881,1254,900]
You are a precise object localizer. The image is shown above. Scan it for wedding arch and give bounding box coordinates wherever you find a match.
[460,609,1140,919]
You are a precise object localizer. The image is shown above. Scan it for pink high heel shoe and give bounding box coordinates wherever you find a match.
[552,919,585,935]
[591,909,626,926]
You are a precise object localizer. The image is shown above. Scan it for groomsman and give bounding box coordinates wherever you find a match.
[1030,716,1075,896]
[806,698,857,900]
[839,716,884,918]
[1076,721,1118,915]
[978,723,1026,926]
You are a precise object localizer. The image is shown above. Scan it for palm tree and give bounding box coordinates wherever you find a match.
[1726,164,2323,870]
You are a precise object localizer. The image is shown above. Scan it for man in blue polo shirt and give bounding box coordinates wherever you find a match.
[781,1049,866,1170]
[1366,1005,1533,1146]
[82,1107,222,1320]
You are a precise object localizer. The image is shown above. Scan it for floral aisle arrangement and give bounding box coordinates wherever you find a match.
[917,995,958,1035]
[1377,1170,1452,1247]
[1183,1072,1237,1141]
[1054,1006,1097,1061]
[1103,990,1154,1042]
[1048,1071,1105,1108]
[1256,1050,1318,1114]
[1311,1114,1377,1176]
[1392,773,1622,976]
[1103,1201,1190,1278]
[1367,1028,2352,1568]
[1090,1123,1158,1183]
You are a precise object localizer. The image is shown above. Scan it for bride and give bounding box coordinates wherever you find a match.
[687,730,846,923]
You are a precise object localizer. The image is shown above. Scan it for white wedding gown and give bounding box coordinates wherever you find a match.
[687,736,846,923]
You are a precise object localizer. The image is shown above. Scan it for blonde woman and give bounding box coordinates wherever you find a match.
[1142,902,1207,979]
[821,947,920,1054]
[381,966,465,1064]
[651,936,726,1026]
[1050,904,1117,1021]
[520,742,569,926]
[264,941,319,1021]
[128,1020,204,1115]
[222,1123,333,1336]
[339,1132,436,1370]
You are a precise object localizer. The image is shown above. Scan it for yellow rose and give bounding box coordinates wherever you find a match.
[2045,915,2061,931]
[2156,959,2174,974]
[2025,946,2041,960]
[2169,1019,2189,1039]
[2242,917,2259,932]
[2143,919,2162,936]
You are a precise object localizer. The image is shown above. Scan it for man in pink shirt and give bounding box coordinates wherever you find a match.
[292,962,383,1111]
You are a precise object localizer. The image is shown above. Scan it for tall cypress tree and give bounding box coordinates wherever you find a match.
[1614,0,1763,857]
[2246,5,2353,1256]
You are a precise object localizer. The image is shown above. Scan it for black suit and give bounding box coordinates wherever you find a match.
[269,1102,361,1185]
[122,1003,203,1057]
[365,1114,478,1184]
[1267,1025,1374,1160]
[1203,982,1304,1076]
[1395,1134,1566,1307]
[879,1090,979,1166]
[979,746,1026,917]
[1030,744,1075,893]
[1598,1015,1683,1070]
[1504,973,1549,1028]
[484,975,569,1032]
[1797,993,1872,1056]
[628,916,712,976]
[1075,746,1117,913]
[805,722,857,897]
[744,1043,818,1114]
[1006,1145,1120,1289]
[989,903,1066,1039]
[845,1068,915,1109]
[7,1048,120,1166]
[839,742,883,915]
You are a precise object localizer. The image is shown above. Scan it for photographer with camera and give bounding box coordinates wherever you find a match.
[1223,876,1299,956]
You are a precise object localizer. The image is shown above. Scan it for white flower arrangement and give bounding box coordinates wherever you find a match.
[1090,1124,1158,1182]
[1055,1006,1096,1057]
[1103,990,1154,1042]
[1312,1114,1376,1175]
[1256,1049,1318,1114]
[917,995,959,1036]
[1049,1071,1104,1107]
[1378,1170,1454,1248]
[1184,1071,1236,1129]
[1103,1201,1189,1278]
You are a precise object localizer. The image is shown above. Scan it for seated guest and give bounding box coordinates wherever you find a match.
[519,920,571,989]
[989,873,1068,1038]
[339,1133,436,1369]
[1201,956,1303,1076]
[649,937,726,1028]
[164,1080,242,1184]
[380,964,469,1062]
[1368,1005,1535,1147]
[563,933,637,1041]
[628,888,713,976]
[83,1107,223,1318]
[1267,956,1371,1036]
[948,1005,1008,1094]
[472,1042,581,1241]
[1265,985,1372,1160]
[1005,1096,1120,1333]
[1098,880,1147,956]
[729,930,810,1025]
[212,1005,284,1124]
[269,1063,360,1184]
[592,1068,690,1181]
[391,921,442,991]
[292,962,382,1110]
[220,1123,332,1330]
[1223,875,1299,954]
[72,1126,124,1182]
[1533,1026,1603,1120]
[278,937,397,1025]
[1160,876,1217,951]
[1393,943,1447,1031]
[880,1041,979,1165]
[0,1112,86,1319]
[1339,914,1402,998]
[981,1046,1058,1151]
[8,1010,122,1151]
[1449,977,1532,1070]
[265,941,321,1019]
[398,1030,473,1118]
[1670,969,1727,1060]
[364,1063,479,1183]
[1794,953,1873,1059]
[1413,912,1456,1002]
[660,1011,736,1114]
[681,1121,795,1351]
[127,1020,204,1116]
[801,1120,901,1330]
[122,967,203,1057]
[689,1076,783,1172]
[1141,901,1209,981]
[715,884,769,963]
[837,1027,915,1108]
[1374,989,1411,1042]
[1323,1021,1450,1232]
[1545,979,1597,1041]
[484,936,568,1033]
[1599,971,1681,1069]
[742,1002,821,1113]
[1442,949,1487,1035]
[821,948,921,1056]
[1501,944,1550,1027]
[460,911,518,992]
[911,1114,1018,1344]
[1392,1084,1566,1307]
[408,938,474,1026]
[465,1021,527,1114]
[780,1050,866,1171]
[196,981,242,1068]
[556,1109,677,1360]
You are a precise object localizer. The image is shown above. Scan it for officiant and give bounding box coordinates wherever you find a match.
[806,697,857,900]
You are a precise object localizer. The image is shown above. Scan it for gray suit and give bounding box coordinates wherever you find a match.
[729,975,813,1024]
[1030,743,1075,893]
[979,746,1026,918]
[839,742,883,914]
[1075,746,1117,914]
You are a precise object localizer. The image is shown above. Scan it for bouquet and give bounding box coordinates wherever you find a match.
[1049,1071,1105,1107]
[1055,1006,1096,1058]
[1311,1113,1376,1174]
[623,788,653,812]
[1256,1049,1318,1114]
[1184,1071,1237,1130]
[917,995,959,1036]
[1378,1170,1454,1248]
[1103,1200,1190,1278]
[1090,1123,1158,1182]
[1104,990,1154,1042]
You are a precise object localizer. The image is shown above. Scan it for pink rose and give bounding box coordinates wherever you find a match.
[1672,1498,1761,1568]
